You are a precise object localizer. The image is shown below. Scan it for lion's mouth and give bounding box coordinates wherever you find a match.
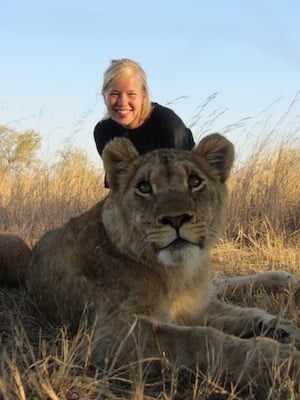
[158,237,204,251]
[169,238,189,249]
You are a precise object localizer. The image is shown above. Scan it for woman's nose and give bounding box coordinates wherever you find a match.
[117,93,127,105]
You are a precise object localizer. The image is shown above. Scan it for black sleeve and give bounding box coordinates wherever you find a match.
[161,109,195,150]
[94,120,112,157]
[174,125,195,150]
[93,120,111,188]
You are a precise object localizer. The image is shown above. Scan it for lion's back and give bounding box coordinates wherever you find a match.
[0,233,31,287]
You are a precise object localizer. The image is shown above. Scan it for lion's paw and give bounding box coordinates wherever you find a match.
[258,316,300,348]
[230,338,300,396]
[254,338,300,388]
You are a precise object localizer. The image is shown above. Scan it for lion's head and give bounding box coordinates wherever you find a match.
[101,133,234,271]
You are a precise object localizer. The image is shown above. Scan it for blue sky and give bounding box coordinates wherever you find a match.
[1,0,300,164]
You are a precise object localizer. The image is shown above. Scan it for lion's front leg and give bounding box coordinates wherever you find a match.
[197,298,300,348]
[90,316,300,397]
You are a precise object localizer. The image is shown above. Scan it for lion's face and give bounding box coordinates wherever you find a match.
[102,134,234,269]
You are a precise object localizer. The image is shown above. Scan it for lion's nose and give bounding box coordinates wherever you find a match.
[159,213,192,229]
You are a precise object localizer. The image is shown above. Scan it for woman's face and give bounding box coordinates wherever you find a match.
[103,74,145,129]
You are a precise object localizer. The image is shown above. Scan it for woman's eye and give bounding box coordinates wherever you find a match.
[188,174,204,189]
[136,181,153,195]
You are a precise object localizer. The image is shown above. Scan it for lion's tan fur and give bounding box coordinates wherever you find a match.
[0,233,31,286]
[25,134,300,396]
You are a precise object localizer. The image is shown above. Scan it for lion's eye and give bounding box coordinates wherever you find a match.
[135,181,153,196]
[188,174,204,190]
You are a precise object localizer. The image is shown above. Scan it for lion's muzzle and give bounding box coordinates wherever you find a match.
[159,213,192,230]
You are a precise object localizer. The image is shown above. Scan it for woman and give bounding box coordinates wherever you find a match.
[94,58,195,161]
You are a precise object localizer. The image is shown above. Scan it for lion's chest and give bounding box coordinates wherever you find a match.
[90,248,212,324]
[91,258,171,318]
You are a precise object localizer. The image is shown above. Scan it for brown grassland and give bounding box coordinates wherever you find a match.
[0,130,299,399]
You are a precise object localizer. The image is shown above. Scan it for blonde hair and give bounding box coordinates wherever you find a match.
[102,58,152,122]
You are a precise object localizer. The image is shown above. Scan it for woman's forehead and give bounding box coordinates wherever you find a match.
[108,74,143,90]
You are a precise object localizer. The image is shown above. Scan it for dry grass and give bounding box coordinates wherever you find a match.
[0,134,299,399]
[0,162,106,245]
[226,137,300,248]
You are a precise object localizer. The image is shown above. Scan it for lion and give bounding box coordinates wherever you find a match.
[26,134,300,397]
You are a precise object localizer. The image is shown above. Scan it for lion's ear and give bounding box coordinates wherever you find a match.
[193,133,234,182]
[102,138,140,190]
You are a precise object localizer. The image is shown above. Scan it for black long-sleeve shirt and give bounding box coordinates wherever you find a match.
[94,102,195,157]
